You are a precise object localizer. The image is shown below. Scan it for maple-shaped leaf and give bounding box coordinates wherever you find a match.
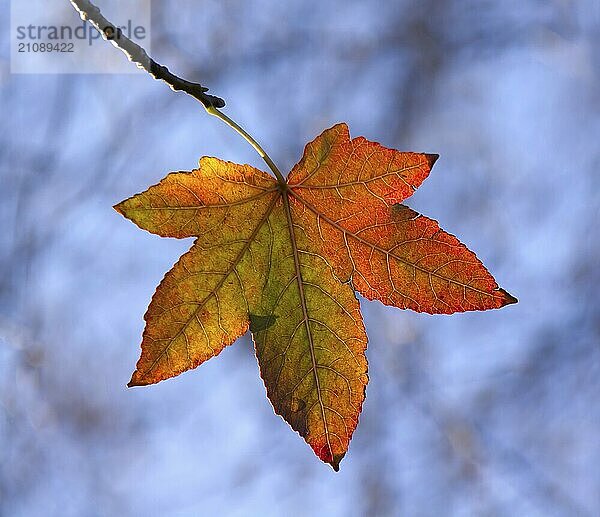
[115,123,516,470]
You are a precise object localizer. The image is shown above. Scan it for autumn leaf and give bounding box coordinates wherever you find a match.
[115,123,516,470]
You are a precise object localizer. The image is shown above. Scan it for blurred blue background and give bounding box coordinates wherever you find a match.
[1,1,599,515]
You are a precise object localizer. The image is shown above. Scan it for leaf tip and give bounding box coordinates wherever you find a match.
[127,371,147,388]
[249,313,278,333]
[425,153,440,168]
[499,288,518,306]
[314,441,346,471]
[113,201,126,216]
[329,453,345,472]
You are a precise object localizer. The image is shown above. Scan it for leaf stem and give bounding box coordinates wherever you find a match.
[206,107,286,184]
[68,0,286,185]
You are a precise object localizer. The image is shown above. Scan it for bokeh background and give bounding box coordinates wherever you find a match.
[1,1,599,515]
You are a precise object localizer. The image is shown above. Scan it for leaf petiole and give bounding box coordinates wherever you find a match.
[206,106,287,186]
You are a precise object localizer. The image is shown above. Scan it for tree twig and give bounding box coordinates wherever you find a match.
[69,0,225,109]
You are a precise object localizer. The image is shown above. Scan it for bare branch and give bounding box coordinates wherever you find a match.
[69,0,225,109]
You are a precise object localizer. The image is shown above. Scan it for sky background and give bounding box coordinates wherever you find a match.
[1,1,599,515]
